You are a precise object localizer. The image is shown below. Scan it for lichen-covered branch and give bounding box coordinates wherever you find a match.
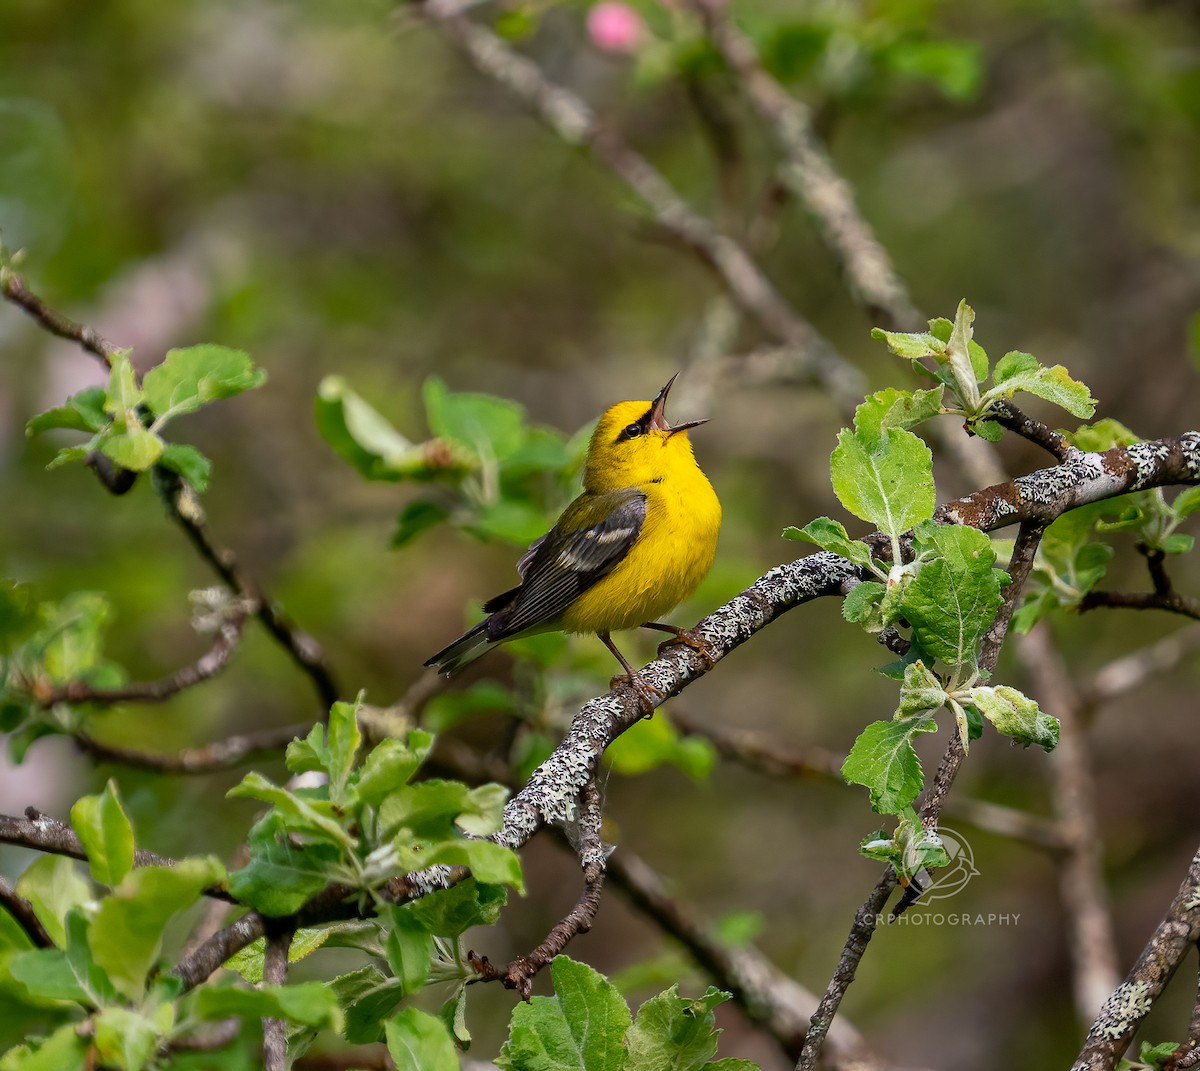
[1072,846,1200,1070]
[472,780,607,997]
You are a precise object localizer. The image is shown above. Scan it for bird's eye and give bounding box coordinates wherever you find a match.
[623,423,642,438]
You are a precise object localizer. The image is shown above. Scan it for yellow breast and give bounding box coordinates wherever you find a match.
[561,464,721,635]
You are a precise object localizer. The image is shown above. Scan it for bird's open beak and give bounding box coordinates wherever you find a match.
[647,373,708,436]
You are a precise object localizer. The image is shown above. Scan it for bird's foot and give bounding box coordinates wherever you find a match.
[653,626,716,669]
[608,673,659,717]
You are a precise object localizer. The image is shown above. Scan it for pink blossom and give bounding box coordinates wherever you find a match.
[587,2,645,54]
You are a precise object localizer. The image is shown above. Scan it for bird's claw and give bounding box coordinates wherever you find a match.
[655,627,716,669]
[609,673,659,717]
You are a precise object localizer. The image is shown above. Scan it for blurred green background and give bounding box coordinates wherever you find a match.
[2,0,1200,1066]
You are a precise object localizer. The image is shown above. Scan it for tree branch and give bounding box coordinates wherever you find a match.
[413,0,867,415]
[0,263,116,369]
[263,927,293,1071]
[1072,846,1200,1069]
[73,722,310,774]
[1079,588,1200,621]
[690,0,921,332]
[987,400,1076,461]
[0,877,54,948]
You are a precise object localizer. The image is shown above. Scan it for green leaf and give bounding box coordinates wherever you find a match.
[0,1022,89,1071]
[406,878,508,939]
[830,427,935,539]
[26,387,108,435]
[7,948,91,1003]
[1173,485,1200,520]
[852,387,944,446]
[194,981,343,1030]
[426,839,523,891]
[383,906,434,995]
[141,344,266,424]
[94,1006,171,1071]
[227,772,354,849]
[98,422,163,471]
[870,327,946,361]
[782,518,874,568]
[605,712,716,782]
[901,525,1006,671]
[386,1007,460,1071]
[946,299,984,409]
[625,985,731,1071]
[896,661,948,718]
[15,856,91,948]
[316,376,471,481]
[968,685,1060,751]
[103,352,142,419]
[91,858,223,1001]
[983,352,1095,419]
[423,680,520,733]
[356,733,433,807]
[842,715,938,815]
[858,808,951,879]
[69,779,135,887]
[393,499,451,546]
[841,581,886,626]
[227,814,342,916]
[457,783,510,837]
[326,698,362,808]
[424,376,526,461]
[1068,418,1141,451]
[223,926,339,984]
[158,443,212,492]
[497,956,631,1071]
[441,984,472,1049]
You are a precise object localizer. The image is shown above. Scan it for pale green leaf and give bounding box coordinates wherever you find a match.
[841,715,938,815]
[783,518,874,567]
[69,779,134,887]
[968,685,1060,751]
[141,344,266,424]
[386,1007,460,1071]
[830,427,935,538]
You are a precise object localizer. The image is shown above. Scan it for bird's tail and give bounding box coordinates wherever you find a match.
[424,620,492,675]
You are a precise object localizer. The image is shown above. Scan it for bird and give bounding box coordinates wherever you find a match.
[424,373,721,712]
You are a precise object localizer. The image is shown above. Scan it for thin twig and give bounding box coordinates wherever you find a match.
[263,927,294,1071]
[0,264,116,368]
[988,400,1076,461]
[155,470,341,709]
[35,614,249,707]
[691,0,921,332]
[167,1018,241,1054]
[0,876,54,948]
[414,0,866,416]
[1079,588,1200,621]
[471,780,607,997]
[73,722,309,774]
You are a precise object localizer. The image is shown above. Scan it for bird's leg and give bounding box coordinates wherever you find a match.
[600,632,657,716]
[641,622,716,669]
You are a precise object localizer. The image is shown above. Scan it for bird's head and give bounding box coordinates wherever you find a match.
[583,374,708,492]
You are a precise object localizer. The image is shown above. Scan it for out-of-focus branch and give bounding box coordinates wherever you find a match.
[73,722,309,774]
[0,877,54,948]
[1082,624,1200,709]
[414,0,867,416]
[690,1,921,332]
[1080,588,1200,621]
[1072,847,1200,1070]
[1017,626,1120,1021]
[35,613,249,707]
[155,471,341,709]
[263,928,293,1071]
[671,709,1066,850]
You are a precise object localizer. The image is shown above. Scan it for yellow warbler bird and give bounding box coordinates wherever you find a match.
[425,374,721,709]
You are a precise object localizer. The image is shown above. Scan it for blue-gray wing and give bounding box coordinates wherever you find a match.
[483,489,646,639]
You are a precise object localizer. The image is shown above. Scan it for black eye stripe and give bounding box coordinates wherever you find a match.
[614,407,655,442]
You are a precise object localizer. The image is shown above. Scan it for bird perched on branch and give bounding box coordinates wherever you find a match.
[425,374,722,711]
